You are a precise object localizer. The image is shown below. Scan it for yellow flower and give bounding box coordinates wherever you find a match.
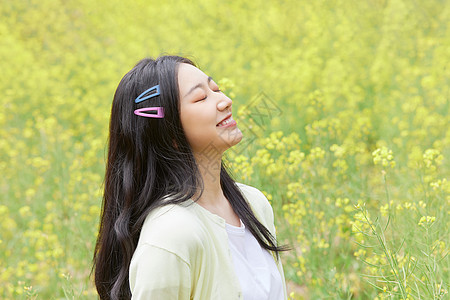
[372,146,395,168]
[19,206,32,218]
[380,204,389,216]
[418,216,436,228]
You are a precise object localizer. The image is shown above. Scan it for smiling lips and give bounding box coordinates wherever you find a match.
[216,114,236,127]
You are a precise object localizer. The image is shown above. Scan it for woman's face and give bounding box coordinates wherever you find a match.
[178,63,242,155]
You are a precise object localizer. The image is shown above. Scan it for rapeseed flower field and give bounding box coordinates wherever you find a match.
[1,0,448,298]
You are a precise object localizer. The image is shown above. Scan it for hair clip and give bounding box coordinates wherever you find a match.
[135,85,160,104]
[134,107,164,118]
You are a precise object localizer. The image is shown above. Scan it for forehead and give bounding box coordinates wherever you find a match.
[177,63,209,91]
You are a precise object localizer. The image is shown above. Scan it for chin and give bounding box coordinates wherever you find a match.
[223,128,243,149]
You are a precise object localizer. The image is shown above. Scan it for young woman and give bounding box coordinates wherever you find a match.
[93,55,288,299]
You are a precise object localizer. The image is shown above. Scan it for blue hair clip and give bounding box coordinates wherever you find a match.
[135,85,160,103]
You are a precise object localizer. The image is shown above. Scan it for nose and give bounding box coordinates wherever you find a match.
[217,94,232,111]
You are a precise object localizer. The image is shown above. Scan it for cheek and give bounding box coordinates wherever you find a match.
[181,105,214,129]
[180,106,217,150]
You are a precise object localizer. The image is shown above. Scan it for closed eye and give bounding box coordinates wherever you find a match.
[196,89,221,102]
[195,94,207,102]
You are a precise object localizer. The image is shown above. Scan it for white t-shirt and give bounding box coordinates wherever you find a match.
[226,220,284,300]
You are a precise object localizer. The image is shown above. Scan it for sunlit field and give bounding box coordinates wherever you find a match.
[1,0,449,299]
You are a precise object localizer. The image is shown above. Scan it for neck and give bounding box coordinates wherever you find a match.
[193,150,225,207]
[192,148,241,226]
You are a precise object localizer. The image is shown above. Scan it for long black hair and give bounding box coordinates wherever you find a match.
[93,55,287,300]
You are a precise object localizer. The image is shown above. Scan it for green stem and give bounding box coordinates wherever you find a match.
[383,172,391,210]
[360,208,408,299]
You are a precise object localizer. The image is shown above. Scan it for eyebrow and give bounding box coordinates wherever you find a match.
[183,76,213,98]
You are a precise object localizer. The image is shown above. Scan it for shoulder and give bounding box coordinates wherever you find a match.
[129,204,201,295]
[136,203,206,262]
[129,240,191,298]
[236,182,266,200]
[235,182,271,211]
[235,182,274,229]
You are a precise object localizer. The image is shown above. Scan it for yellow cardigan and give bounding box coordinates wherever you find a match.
[129,182,287,300]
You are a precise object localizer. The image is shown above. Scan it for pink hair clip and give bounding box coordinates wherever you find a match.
[134,107,164,118]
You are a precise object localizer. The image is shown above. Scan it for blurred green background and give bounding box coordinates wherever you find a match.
[1,0,449,298]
